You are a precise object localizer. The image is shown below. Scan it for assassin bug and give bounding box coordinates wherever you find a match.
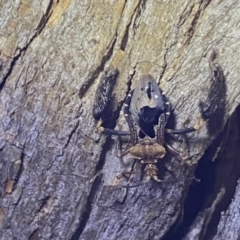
[120,74,196,182]
[93,73,197,182]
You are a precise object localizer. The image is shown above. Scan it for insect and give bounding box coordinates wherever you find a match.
[92,66,119,129]
[120,74,197,182]
[93,66,130,136]
[93,73,197,182]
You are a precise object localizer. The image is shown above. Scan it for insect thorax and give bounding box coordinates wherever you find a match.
[129,139,166,160]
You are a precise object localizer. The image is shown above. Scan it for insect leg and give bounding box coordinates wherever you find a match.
[99,127,130,136]
[165,143,182,160]
[166,117,203,135]
[165,127,197,135]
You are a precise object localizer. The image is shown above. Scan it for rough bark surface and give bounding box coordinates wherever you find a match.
[0,0,240,240]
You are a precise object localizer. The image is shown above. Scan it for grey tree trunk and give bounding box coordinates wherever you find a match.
[1,0,240,239]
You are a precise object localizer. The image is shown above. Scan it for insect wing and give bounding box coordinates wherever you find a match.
[130,74,165,126]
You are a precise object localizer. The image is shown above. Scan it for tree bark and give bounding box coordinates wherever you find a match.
[0,0,240,239]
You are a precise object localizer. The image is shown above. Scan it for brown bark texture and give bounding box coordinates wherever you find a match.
[0,0,240,240]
